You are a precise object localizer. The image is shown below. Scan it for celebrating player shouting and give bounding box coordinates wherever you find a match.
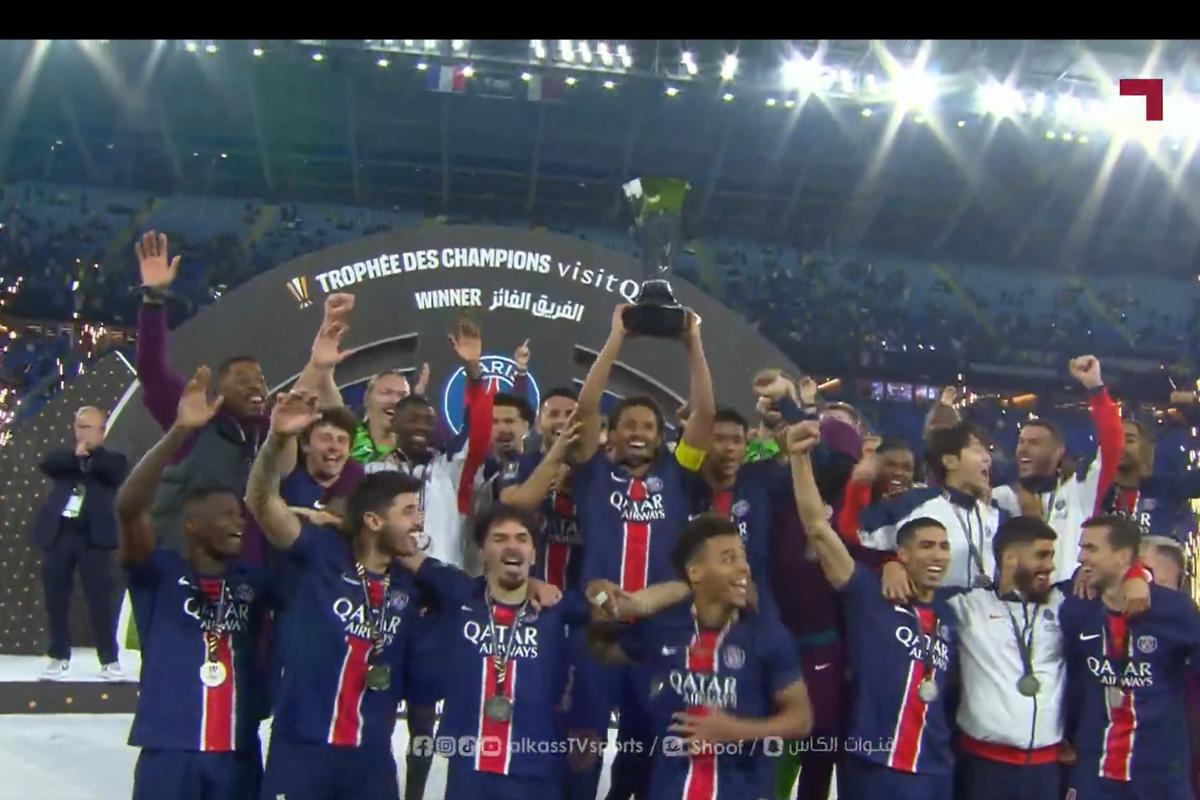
[246,389,425,800]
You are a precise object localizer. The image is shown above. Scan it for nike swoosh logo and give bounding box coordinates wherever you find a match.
[813,663,832,671]
[461,605,474,612]
[177,577,191,587]
[988,614,1005,620]
[662,646,678,656]
[1080,633,1101,641]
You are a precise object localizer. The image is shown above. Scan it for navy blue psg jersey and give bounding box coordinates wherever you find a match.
[1061,586,1200,783]
[271,525,420,748]
[576,449,698,592]
[685,461,791,594]
[619,601,804,800]
[499,451,583,591]
[413,559,590,777]
[127,549,269,753]
[842,565,957,776]
[1101,474,1200,542]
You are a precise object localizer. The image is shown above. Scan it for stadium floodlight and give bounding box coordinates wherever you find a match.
[1062,131,1074,142]
[618,44,632,69]
[184,41,199,53]
[531,40,546,60]
[722,92,734,102]
[403,40,415,48]
[864,73,879,94]
[451,40,466,51]
[377,58,390,68]
[521,72,533,82]
[603,80,616,90]
[889,66,938,110]
[1029,91,1047,117]
[220,152,228,159]
[781,56,822,91]
[311,52,324,62]
[205,43,218,54]
[681,51,698,76]
[559,39,574,62]
[252,47,264,57]
[423,40,438,51]
[861,107,873,117]
[977,81,1024,118]
[579,41,593,64]
[720,54,738,82]
[839,69,855,93]
[1045,130,1057,140]
[766,97,778,107]
[416,62,429,71]
[1055,94,1084,122]
[564,76,577,86]
[784,99,796,108]
[956,119,966,128]
[461,65,475,78]
[597,42,614,67]
[665,86,679,97]
[1078,134,1089,144]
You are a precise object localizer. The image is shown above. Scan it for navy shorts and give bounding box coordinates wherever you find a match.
[133,748,261,800]
[404,608,448,708]
[260,738,398,800]
[1066,764,1195,800]
[840,755,951,800]
[445,758,564,800]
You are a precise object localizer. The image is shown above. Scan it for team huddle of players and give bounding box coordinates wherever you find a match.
[119,232,1200,800]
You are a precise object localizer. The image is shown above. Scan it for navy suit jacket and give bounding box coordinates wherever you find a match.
[32,446,129,550]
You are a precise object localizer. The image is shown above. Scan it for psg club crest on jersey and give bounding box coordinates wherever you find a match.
[645,476,664,494]
[1055,498,1067,511]
[1043,608,1055,622]
[731,500,751,519]
[722,645,746,670]
[503,461,521,480]
[388,590,410,612]
[235,584,255,603]
[1137,635,1158,654]
[441,354,540,435]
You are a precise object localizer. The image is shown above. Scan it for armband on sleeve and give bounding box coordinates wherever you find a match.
[674,439,706,472]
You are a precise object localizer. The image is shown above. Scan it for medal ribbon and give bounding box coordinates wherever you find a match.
[907,605,939,680]
[354,562,391,663]
[1001,596,1039,682]
[948,497,989,585]
[1105,612,1131,691]
[486,590,530,698]
[199,579,230,664]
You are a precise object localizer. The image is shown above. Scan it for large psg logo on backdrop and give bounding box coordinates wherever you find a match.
[442,355,541,434]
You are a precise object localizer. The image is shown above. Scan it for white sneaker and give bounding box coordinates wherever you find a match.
[39,659,70,681]
[99,662,127,682]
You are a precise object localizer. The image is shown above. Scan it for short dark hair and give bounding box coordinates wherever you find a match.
[1021,418,1063,444]
[608,395,665,435]
[1082,514,1143,559]
[217,356,259,379]
[713,407,749,433]
[493,392,534,426]
[181,485,240,515]
[395,394,434,414]
[824,401,860,425]
[925,421,982,483]
[1143,536,1185,580]
[472,503,541,548]
[540,387,579,407]
[305,406,359,442]
[877,439,913,456]
[993,516,1058,563]
[896,517,946,548]
[345,472,423,536]
[1123,418,1154,443]
[671,513,742,580]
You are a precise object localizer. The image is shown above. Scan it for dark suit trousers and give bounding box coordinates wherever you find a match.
[42,522,118,664]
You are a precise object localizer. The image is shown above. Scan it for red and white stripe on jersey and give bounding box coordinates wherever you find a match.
[197,578,235,752]
[544,491,575,590]
[682,628,720,800]
[328,577,383,747]
[710,490,734,518]
[1100,615,1136,782]
[619,478,651,592]
[887,606,934,773]
[476,605,517,775]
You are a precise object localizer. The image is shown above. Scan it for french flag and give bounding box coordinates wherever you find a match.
[426,64,468,94]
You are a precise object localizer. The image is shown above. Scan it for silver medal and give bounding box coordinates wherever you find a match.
[484,695,513,722]
[972,574,994,590]
[199,661,227,688]
[1017,674,1040,697]
[917,678,939,703]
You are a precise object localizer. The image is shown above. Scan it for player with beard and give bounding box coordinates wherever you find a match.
[992,356,1124,581]
[1061,515,1199,800]
[569,303,715,800]
[134,232,270,553]
[789,420,957,800]
[246,389,424,800]
[1101,419,1200,542]
[489,392,535,470]
[117,367,269,800]
[588,513,813,800]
